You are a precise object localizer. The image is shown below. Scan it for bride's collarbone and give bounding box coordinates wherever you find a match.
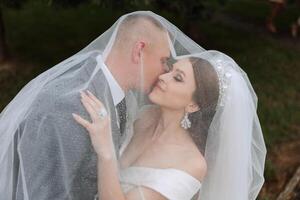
[121,122,201,170]
[126,139,199,170]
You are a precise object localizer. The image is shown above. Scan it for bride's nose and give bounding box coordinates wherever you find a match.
[158,72,172,83]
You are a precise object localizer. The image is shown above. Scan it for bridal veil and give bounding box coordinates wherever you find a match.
[0,11,266,200]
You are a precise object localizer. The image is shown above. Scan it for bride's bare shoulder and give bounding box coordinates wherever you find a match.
[178,144,207,182]
[181,148,207,183]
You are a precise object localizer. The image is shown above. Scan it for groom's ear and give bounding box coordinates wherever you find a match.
[132,41,146,64]
[186,102,200,113]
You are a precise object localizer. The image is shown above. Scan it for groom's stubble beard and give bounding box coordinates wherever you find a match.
[135,50,158,106]
[139,51,161,94]
[136,51,147,104]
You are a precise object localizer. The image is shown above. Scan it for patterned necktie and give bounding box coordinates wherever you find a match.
[116,98,127,135]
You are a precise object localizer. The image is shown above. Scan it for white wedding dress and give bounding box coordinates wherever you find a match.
[119,166,202,200]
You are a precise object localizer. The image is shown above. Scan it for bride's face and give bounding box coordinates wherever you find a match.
[149,58,197,110]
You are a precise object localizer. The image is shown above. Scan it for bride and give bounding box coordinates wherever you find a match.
[73,51,266,200]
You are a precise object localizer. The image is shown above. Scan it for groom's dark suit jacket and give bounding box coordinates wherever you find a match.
[13,52,123,200]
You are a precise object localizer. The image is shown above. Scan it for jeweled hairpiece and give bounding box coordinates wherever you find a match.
[214,59,232,107]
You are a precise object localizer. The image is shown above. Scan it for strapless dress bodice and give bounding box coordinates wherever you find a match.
[119,166,201,200]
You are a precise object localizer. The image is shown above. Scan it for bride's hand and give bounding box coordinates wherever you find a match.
[72,90,114,160]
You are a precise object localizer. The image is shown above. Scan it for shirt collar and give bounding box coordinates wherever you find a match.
[96,54,125,106]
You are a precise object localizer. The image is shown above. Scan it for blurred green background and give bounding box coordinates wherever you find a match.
[0,0,299,199]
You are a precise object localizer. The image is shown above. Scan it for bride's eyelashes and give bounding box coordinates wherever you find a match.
[173,74,183,82]
[172,67,185,82]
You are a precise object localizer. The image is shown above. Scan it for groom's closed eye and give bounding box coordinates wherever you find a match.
[166,57,175,71]
[161,57,174,72]
[161,58,170,72]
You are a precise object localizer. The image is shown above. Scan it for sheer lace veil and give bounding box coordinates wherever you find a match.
[0,11,266,200]
[181,51,267,200]
[0,11,204,200]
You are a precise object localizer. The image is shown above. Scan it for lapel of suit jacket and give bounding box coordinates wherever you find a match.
[82,53,122,157]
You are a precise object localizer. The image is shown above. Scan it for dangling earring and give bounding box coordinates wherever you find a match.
[181,112,191,129]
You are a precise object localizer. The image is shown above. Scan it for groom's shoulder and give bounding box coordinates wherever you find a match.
[27,51,107,115]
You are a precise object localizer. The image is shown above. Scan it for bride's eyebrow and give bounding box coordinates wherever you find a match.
[175,68,185,77]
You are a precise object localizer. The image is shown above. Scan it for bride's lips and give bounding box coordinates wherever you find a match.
[154,81,165,92]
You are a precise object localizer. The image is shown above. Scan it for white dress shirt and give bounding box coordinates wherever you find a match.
[95,54,125,126]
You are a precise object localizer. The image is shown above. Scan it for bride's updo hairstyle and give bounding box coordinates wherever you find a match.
[188,57,219,154]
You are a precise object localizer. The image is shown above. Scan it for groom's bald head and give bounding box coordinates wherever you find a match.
[112,13,167,51]
[106,13,171,93]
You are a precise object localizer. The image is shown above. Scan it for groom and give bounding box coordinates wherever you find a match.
[13,14,170,200]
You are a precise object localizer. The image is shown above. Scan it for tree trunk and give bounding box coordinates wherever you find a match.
[277,166,300,200]
[0,7,10,63]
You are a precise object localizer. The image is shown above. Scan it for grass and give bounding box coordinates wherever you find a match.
[0,0,299,198]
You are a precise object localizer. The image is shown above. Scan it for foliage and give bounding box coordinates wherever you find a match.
[0,2,299,199]
[0,0,27,8]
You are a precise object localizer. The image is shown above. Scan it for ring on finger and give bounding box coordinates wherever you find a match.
[98,107,108,119]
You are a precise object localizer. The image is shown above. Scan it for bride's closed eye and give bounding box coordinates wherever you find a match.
[173,74,183,82]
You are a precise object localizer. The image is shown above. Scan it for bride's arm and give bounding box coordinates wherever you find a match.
[73,91,165,200]
[97,156,127,200]
[72,90,127,200]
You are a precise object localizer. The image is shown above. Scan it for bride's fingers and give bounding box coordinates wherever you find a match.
[80,91,99,111]
[80,97,99,122]
[86,90,104,108]
[72,113,91,131]
[83,92,108,120]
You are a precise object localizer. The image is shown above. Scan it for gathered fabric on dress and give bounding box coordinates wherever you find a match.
[120,166,201,200]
